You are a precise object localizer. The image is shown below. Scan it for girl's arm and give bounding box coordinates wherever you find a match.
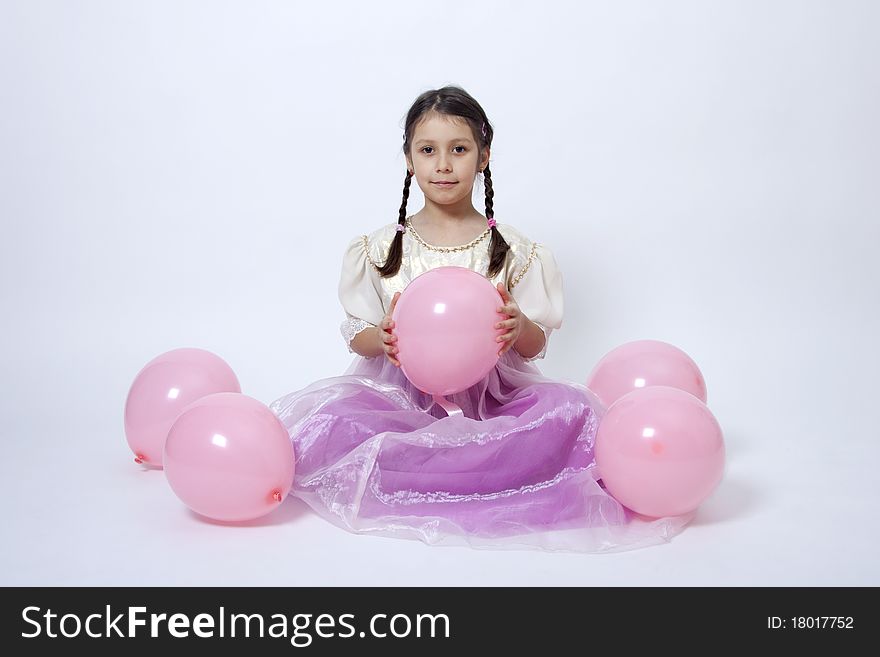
[350,326,384,359]
[350,291,402,362]
[513,316,547,360]
[496,281,547,360]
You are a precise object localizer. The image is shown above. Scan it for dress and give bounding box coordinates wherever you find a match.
[269,216,694,552]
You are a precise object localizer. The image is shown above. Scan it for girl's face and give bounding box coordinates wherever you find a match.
[406,112,490,211]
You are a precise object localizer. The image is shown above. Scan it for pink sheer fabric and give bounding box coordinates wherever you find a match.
[269,348,694,553]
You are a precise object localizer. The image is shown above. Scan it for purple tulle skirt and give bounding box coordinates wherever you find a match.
[269,350,694,553]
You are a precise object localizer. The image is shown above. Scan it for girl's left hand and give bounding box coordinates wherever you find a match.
[495,282,523,357]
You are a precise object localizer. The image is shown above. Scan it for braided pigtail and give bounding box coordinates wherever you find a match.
[376,169,412,278]
[483,161,510,279]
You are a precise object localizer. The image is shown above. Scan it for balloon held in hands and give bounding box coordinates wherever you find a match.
[391,266,507,396]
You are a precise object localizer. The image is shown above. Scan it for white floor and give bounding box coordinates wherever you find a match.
[2,318,877,586]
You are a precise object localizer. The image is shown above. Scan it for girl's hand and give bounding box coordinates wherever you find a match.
[378,291,402,367]
[495,282,523,357]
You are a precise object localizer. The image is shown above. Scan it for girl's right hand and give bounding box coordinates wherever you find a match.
[379,291,402,367]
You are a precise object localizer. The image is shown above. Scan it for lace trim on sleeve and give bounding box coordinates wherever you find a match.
[340,314,376,353]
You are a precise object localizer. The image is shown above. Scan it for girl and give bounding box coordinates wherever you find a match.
[270,86,692,552]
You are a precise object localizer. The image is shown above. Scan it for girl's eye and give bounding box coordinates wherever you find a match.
[421,146,467,154]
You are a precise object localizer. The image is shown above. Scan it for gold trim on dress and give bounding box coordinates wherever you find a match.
[510,241,538,290]
[404,216,492,253]
[361,234,382,273]
[359,222,540,290]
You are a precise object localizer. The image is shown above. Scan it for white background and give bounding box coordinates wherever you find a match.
[1,0,877,586]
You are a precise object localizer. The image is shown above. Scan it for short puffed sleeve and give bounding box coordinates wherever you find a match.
[338,235,384,353]
[508,242,564,361]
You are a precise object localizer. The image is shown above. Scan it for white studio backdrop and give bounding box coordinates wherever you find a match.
[1,0,877,585]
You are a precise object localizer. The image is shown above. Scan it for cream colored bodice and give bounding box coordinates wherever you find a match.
[338,216,563,362]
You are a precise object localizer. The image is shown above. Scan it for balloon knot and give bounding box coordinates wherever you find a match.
[272,490,282,503]
[134,454,146,464]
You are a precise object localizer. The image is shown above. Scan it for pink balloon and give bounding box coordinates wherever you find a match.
[586,339,707,408]
[124,348,241,467]
[163,392,295,522]
[392,266,506,395]
[595,385,725,518]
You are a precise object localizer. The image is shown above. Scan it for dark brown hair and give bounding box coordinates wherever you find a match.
[376,85,510,279]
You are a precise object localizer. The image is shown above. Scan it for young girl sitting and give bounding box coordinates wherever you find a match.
[270,85,692,552]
